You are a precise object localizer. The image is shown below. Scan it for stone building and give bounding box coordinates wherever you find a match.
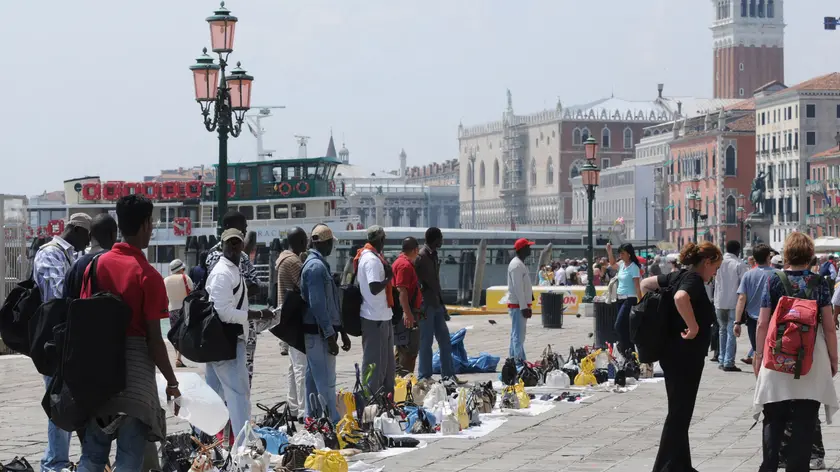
[404,158,459,186]
[806,146,840,238]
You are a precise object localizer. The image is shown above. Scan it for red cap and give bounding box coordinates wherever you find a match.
[514,238,535,251]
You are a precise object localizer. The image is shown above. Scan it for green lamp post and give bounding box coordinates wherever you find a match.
[581,136,601,303]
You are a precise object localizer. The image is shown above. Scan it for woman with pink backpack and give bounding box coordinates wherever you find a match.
[754,231,839,471]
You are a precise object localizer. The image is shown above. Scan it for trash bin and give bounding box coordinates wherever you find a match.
[541,292,564,329]
[593,301,619,348]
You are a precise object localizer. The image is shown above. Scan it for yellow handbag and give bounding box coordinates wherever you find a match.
[394,377,408,404]
[303,450,348,472]
[514,380,530,409]
[336,390,356,418]
[456,388,469,430]
[574,353,597,386]
[336,413,364,450]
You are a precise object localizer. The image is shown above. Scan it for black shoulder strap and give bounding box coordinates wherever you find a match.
[83,254,102,296]
[234,277,246,310]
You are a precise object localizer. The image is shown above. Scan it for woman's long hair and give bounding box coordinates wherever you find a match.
[619,243,642,269]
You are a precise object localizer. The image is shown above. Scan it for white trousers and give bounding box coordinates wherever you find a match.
[287,347,306,416]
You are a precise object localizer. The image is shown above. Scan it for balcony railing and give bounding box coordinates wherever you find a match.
[806,180,824,194]
[779,213,800,224]
[783,177,800,188]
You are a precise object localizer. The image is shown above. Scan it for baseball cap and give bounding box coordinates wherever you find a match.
[68,213,92,232]
[366,225,385,242]
[311,224,334,242]
[169,259,185,273]
[771,254,783,266]
[221,228,245,242]
[514,238,535,251]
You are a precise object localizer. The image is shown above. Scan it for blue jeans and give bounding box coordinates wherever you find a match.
[716,309,737,367]
[42,376,72,472]
[205,339,251,435]
[304,333,338,423]
[77,416,149,472]
[418,304,453,379]
[613,297,637,354]
[508,308,528,363]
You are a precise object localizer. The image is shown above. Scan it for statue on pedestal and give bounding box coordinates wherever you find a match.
[749,171,766,216]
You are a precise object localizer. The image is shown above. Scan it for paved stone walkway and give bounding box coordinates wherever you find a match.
[2,314,840,471]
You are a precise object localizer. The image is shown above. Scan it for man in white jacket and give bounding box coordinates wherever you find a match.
[507,238,534,365]
[205,228,274,434]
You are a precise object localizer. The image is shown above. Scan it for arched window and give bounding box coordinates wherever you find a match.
[467,162,474,187]
[767,0,774,17]
[601,127,611,149]
[530,158,537,187]
[581,128,591,143]
[749,0,756,16]
[546,157,554,185]
[726,195,737,224]
[725,145,736,176]
[741,0,747,16]
[573,128,582,146]
[757,0,765,17]
[570,160,584,179]
[623,128,633,149]
[479,161,486,188]
[493,160,500,186]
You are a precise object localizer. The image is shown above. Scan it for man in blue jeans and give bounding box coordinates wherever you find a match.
[713,240,747,372]
[507,238,534,364]
[735,243,773,366]
[413,227,466,383]
[301,224,350,422]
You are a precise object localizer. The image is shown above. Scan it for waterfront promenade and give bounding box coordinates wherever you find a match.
[1,315,838,471]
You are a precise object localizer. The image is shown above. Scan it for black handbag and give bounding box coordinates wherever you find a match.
[339,272,363,337]
[268,287,306,354]
[0,278,41,356]
[519,363,540,387]
[160,432,195,472]
[168,280,245,363]
[281,444,313,470]
[28,297,70,376]
[2,457,34,472]
[501,357,518,386]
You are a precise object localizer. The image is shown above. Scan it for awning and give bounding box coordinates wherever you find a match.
[656,241,678,251]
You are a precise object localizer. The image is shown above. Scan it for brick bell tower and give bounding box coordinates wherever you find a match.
[711,0,785,98]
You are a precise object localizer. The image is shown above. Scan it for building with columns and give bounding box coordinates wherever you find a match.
[711,0,785,99]
[806,146,840,238]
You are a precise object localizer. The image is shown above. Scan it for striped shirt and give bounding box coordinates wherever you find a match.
[276,250,303,306]
[33,237,76,303]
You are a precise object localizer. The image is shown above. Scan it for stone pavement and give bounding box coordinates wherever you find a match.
[2,314,840,471]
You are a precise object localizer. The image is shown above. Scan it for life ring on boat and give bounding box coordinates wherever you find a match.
[278,182,292,197]
[296,181,310,195]
[184,180,202,199]
[173,217,192,236]
[329,180,336,193]
[227,179,236,198]
[161,181,181,200]
[81,183,101,201]
[122,182,144,197]
[26,226,34,239]
[47,220,64,237]
[143,181,161,200]
[102,181,122,201]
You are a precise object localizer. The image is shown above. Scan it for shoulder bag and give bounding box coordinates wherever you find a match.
[268,257,310,354]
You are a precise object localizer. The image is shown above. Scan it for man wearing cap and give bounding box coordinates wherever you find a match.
[64,213,118,299]
[354,225,396,397]
[163,259,194,368]
[34,212,91,472]
[301,224,348,422]
[205,228,274,437]
[508,238,534,365]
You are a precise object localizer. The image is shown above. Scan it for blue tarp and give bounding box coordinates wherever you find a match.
[432,328,500,374]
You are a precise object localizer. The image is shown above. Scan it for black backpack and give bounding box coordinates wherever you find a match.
[501,357,518,386]
[629,270,685,363]
[168,282,245,363]
[340,272,363,337]
[28,297,70,376]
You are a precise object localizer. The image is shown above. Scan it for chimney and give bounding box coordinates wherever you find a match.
[657,83,664,99]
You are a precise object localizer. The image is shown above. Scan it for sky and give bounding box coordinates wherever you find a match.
[2,0,838,196]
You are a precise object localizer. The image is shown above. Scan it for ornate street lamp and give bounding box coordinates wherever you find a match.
[190,2,255,231]
[737,193,746,256]
[582,136,601,303]
[688,180,702,242]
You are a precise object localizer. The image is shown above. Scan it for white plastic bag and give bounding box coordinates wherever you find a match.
[422,382,448,410]
[546,370,570,388]
[231,421,270,472]
[290,429,326,450]
[374,414,403,435]
[156,372,229,435]
[595,351,609,370]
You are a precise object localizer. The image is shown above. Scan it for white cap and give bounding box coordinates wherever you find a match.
[771,255,783,266]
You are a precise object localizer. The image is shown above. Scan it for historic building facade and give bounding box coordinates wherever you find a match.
[404,159,459,186]
[711,0,785,99]
[806,146,840,238]
[666,102,757,247]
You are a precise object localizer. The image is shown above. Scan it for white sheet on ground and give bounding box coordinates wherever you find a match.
[156,372,229,435]
[348,462,384,472]
[483,398,556,417]
[385,417,507,440]
[351,441,428,461]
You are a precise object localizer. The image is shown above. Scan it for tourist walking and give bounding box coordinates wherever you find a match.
[163,259,194,368]
[392,237,422,376]
[507,238,534,365]
[414,227,465,384]
[606,242,642,355]
[355,225,396,396]
[649,255,662,277]
[34,212,91,472]
[714,240,748,372]
[204,211,263,386]
[753,232,838,472]
[276,227,308,422]
[205,228,274,436]
[734,243,772,366]
[64,214,117,299]
[301,224,349,422]
[640,242,722,471]
[76,196,178,472]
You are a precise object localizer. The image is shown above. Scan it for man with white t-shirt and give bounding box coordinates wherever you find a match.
[354,225,396,397]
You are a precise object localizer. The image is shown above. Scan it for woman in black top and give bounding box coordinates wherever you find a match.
[640,241,722,472]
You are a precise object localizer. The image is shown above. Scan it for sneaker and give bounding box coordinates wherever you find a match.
[718,364,724,370]
[723,365,742,372]
[741,356,753,365]
[280,345,289,356]
[810,457,825,470]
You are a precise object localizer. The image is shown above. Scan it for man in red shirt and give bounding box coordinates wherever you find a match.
[78,195,180,472]
[392,237,422,376]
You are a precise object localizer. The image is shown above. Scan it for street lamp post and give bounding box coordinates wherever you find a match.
[737,193,746,257]
[582,136,601,304]
[190,2,255,231]
[468,149,476,229]
[688,180,702,242]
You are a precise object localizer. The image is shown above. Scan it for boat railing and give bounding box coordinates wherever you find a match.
[152,214,361,231]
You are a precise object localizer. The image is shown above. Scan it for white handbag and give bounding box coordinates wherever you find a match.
[422,382,448,410]
[374,414,404,435]
[289,429,326,450]
[606,276,619,304]
[439,403,460,435]
[546,370,571,388]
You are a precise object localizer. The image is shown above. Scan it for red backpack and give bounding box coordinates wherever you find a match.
[763,271,823,379]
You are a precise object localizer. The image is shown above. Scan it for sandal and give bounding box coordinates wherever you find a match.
[176,359,188,368]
